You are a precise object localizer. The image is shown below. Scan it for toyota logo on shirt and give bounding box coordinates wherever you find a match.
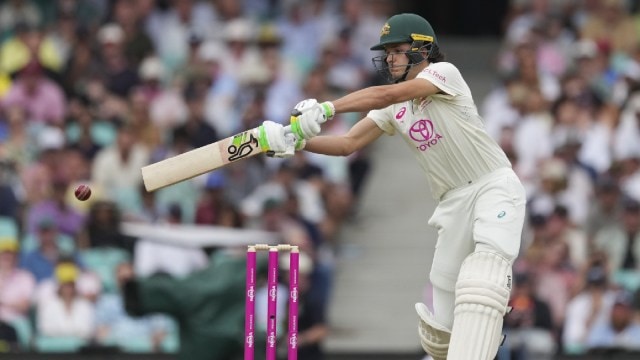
[409,119,443,151]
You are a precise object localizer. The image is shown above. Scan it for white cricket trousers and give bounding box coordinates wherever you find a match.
[427,167,526,329]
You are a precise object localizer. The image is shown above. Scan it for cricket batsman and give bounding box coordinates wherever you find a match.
[258,13,527,360]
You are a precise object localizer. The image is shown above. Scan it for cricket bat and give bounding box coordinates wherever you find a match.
[141,125,291,192]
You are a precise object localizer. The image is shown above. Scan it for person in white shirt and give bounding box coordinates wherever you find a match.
[256,13,526,360]
[37,263,95,339]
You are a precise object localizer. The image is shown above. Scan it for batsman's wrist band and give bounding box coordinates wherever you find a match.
[321,101,335,120]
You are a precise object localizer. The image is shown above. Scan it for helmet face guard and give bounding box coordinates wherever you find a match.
[371,40,438,83]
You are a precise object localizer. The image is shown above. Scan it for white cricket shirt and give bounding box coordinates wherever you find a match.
[367,62,511,200]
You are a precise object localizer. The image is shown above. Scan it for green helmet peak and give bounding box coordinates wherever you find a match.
[370,13,437,51]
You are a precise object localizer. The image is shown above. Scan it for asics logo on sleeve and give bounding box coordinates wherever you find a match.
[395,106,406,120]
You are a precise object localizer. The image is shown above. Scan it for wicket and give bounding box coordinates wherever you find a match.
[245,244,299,360]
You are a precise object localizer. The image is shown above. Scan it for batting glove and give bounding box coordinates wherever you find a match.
[258,120,295,158]
[290,99,335,140]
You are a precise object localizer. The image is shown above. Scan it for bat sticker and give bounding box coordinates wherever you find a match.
[227,131,259,161]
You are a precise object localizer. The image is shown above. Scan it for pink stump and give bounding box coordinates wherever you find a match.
[288,247,299,360]
[244,247,257,360]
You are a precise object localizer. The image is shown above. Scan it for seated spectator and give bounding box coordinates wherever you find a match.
[195,172,231,226]
[26,179,85,239]
[586,290,640,351]
[563,264,617,354]
[1,57,66,124]
[36,263,95,339]
[0,236,35,324]
[91,122,149,211]
[585,177,623,241]
[77,200,133,251]
[34,262,102,307]
[593,198,640,273]
[95,262,172,352]
[20,218,80,283]
[502,271,556,360]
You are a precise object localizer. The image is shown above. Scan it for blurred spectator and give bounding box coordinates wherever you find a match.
[78,200,132,251]
[277,4,323,76]
[579,0,637,55]
[91,122,149,210]
[254,26,303,128]
[571,39,616,103]
[257,197,313,254]
[0,0,42,36]
[586,177,623,241]
[593,198,640,273]
[512,87,554,187]
[34,263,102,307]
[26,179,85,239]
[585,289,640,351]
[19,143,65,206]
[194,172,230,226]
[0,236,35,323]
[530,236,579,330]
[95,262,171,352]
[0,21,62,75]
[544,205,588,270]
[111,0,154,65]
[563,263,617,354]
[65,98,107,161]
[176,83,218,149]
[241,161,326,229]
[0,105,34,170]
[96,23,140,98]
[20,218,79,283]
[528,157,568,218]
[48,12,78,69]
[553,144,595,228]
[2,59,66,125]
[502,271,555,360]
[144,0,217,72]
[614,92,640,161]
[0,161,20,224]
[197,39,241,137]
[324,28,369,93]
[139,56,189,131]
[36,262,95,339]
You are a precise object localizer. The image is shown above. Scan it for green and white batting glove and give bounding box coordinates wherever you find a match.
[258,120,295,158]
[290,99,335,140]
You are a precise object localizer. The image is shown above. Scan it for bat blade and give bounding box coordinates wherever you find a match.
[142,128,263,191]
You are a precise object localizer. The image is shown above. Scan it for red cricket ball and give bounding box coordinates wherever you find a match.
[74,184,92,201]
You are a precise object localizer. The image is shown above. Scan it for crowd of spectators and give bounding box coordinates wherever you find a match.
[4,0,640,358]
[0,0,393,356]
[495,0,640,358]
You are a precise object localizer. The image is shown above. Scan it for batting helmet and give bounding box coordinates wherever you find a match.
[370,13,437,51]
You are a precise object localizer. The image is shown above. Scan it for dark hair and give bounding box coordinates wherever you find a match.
[428,43,445,63]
